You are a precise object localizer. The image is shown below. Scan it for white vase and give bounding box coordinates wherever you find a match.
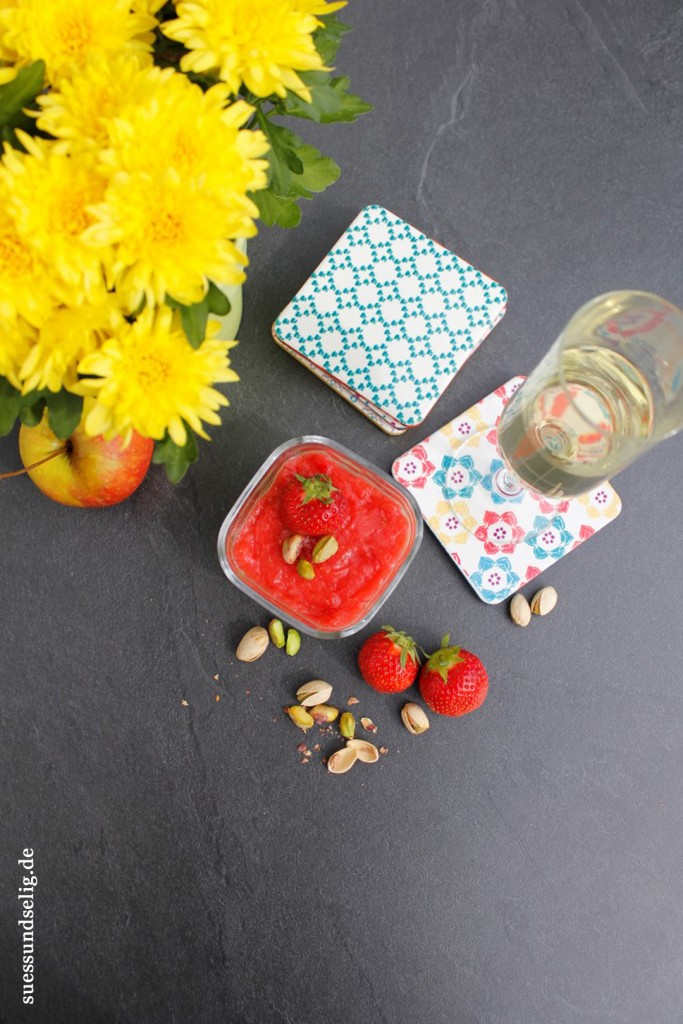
[214,237,247,340]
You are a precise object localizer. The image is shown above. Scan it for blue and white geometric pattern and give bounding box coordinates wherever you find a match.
[274,205,507,429]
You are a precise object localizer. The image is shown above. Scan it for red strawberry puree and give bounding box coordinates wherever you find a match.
[229,446,416,632]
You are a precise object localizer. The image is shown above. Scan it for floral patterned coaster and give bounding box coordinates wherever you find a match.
[273,205,507,434]
[392,377,622,604]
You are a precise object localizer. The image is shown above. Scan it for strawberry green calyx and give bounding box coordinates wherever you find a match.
[380,624,420,670]
[425,637,466,684]
[294,473,339,506]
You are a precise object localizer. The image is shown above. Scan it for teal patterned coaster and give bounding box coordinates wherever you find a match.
[273,205,508,433]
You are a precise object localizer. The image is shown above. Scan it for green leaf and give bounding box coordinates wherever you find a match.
[279,71,345,123]
[313,13,351,65]
[45,390,83,440]
[206,281,231,317]
[278,75,372,124]
[152,430,198,484]
[318,83,373,124]
[257,112,304,195]
[289,144,340,198]
[180,298,209,348]
[165,294,210,347]
[0,378,21,436]
[19,397,45,427]
[0,60,45,130]
[251,188,301,229]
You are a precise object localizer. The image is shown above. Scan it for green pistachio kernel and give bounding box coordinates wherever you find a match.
[268,618,286,648]
[286,629,301,656]
[296,559,315,581]
[339,711,356,740]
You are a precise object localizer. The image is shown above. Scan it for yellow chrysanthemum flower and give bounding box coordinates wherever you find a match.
[99,72,268,200]
[0,0,18,81]
[0,135,112,302]
[131,0,166,13]
[18,296,124,394]
[161,0,346,102]
[0,314,34,390]
[36,54,173,155]
[0,185,57,325]
[86,164,255,311]
[0,0,156,84]
[76,305,239,447]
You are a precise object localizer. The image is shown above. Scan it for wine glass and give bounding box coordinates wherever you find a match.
[463,290,683,516]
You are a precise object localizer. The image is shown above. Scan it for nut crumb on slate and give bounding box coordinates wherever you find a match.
[379,747,388,755]
[180,700,189,707]
[347,696,360,705]
[215,695,220,702]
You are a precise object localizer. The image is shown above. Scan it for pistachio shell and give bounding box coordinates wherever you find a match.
[530,586,558,617]
[236,626,269,662]
[400,702,430,735]
[346,738,379,763]
[360,716,377,734]
[296,680,333,707]
[509,593,532,627]
[327,747,358,774]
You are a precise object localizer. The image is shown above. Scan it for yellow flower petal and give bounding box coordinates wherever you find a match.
[76,305,237,445]
[161,0,344,100]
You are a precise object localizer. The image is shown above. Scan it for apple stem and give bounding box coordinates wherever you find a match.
[0,446,67,480]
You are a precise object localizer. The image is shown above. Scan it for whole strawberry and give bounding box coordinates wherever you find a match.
[418,634,488,716]
[282,473,346,536]
[358,625,420,693]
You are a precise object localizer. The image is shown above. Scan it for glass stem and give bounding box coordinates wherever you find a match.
[494,464,524,498]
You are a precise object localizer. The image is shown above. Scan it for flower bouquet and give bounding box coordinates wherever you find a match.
[0,0,370,487]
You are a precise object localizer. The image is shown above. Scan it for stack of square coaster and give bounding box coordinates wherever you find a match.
[273,205,508,435]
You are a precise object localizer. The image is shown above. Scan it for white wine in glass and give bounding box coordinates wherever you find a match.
[496,291,683,499]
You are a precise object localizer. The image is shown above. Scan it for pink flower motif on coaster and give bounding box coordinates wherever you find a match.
[474,510,525,555]
[525,566,542,582]
[392,445,435,489]
[571,524,595,549]
[532,493,572,515]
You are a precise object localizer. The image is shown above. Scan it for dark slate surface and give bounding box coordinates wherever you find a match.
[2,2,683,1022]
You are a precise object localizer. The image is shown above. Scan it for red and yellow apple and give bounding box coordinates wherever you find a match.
[18,415,154,507]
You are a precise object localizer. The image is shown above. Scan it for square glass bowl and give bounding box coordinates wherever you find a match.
[217,436,423,639]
